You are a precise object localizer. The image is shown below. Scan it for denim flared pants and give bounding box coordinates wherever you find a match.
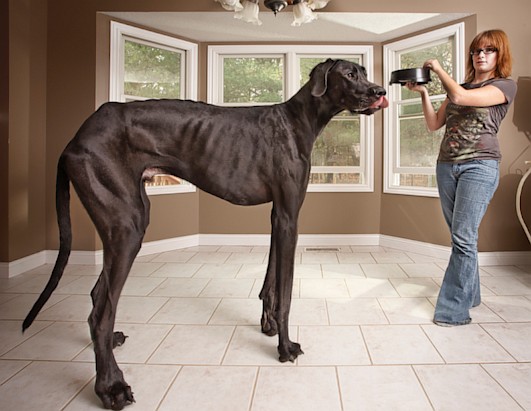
[434,160,499,325]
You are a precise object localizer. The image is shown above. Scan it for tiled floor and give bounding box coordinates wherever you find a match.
[1,245,531,410]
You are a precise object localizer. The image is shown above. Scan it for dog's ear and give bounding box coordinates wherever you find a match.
[310,59,337,97]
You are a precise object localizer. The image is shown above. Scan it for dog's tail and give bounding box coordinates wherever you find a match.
[22,156,72,331]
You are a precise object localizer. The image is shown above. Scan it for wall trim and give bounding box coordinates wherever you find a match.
[2,234,530,278]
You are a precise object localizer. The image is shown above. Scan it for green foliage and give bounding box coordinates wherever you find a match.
[124,40,182,99]
[223,57,283,103]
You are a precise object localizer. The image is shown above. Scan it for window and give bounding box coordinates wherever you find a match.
[110,22,198,195]
[208,45,376,192]
[384,23,465,197]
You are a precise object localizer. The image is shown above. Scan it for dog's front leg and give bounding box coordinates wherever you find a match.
[271,203,304,362]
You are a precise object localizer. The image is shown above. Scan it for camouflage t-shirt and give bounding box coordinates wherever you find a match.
[437,78,517,162]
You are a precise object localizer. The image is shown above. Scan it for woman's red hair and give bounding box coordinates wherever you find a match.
[465,29,513,82]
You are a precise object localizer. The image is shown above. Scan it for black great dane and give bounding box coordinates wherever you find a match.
[23,59,387,410]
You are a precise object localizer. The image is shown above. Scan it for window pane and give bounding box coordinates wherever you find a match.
[310,173,361,185]
[399,101,444,168]
[124,39,182,99]
[299,57,363,186]
[399,39,453,99]
[299,57,361,87]
[399,174,437,188]
[312,115,361,167]
[223,57,283,103]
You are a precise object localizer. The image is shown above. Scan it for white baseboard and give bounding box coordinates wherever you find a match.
[2,234,530,278]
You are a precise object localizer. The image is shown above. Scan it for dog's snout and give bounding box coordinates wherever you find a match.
[370,86,387,97]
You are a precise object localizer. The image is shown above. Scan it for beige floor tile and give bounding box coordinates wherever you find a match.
[159,366,256,411]
[151,250,196,263]
[322,263,365,278]
[0,359,30,384]
[371,252,413,264]
[361,263,408,278]
[150,277,209,297]
[294,264,323,278]
[301,252,339,264]
[226,252,267,264]
[362,325,443,365]
[128,261,165,276]
[345,278,399,298]
[149,297,220,324]
[481,323,531,361]
[236,264,267,279]
[337,252,376,264]
[422,324,515,363]
[3,321,91,361]
[378,297,434,324]
[338,365,432,411]
[187,252,231,264]
[222,325,297,366]
[482,295,531,322]
[115,296,169,323]
[297,325,370,365]
[209,298,262,325]
[121,276,166,296]
[399,262,445,277]
[0,361,95,411]
[483,363,531,410]
[299,278,349,298]
[39,294,92,322]
[327,298,388,325]
[148,325,234,365]
[289,298,329,325]
[199,278,255,298]
[194,263,242,278]
[415,364,523,410]
[150,262,202,277]
[389,277,440,297]
[0,320,51,356]
[481,276,531,295]
[252,366,342,411]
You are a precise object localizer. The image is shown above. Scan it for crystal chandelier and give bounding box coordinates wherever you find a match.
[214,0,331,26]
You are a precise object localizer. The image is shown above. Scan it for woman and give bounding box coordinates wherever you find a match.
[406,29,517,326]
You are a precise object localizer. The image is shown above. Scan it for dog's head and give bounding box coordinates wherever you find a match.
[310,59,388,115]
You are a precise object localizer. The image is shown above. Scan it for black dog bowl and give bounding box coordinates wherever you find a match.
[390,68,431,85]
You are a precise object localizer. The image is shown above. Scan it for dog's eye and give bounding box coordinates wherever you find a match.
[347,72,357,79]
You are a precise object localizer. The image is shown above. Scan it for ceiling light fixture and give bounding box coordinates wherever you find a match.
[214,0,331,26]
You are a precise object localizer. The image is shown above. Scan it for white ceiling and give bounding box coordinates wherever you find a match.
[104,11,472,43]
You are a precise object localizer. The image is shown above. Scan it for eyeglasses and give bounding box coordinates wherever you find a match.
[470,47,498,56]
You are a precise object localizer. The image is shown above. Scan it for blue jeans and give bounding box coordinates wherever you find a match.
[434,160,499,324]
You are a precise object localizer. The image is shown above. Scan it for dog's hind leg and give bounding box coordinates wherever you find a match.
[85,186,149,410]
[89,223,144,410]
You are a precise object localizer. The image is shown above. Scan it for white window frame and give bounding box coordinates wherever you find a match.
[383,23,465,197]
[208,45,375,193]
[109,21,198,195]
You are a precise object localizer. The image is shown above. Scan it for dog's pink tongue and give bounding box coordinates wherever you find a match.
[371,95,389,109]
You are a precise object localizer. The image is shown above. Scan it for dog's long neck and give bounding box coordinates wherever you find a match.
[282,83,342,153]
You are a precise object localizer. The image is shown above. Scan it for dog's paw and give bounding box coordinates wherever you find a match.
[278,341,304,363]
[99,381,135,410]
[260,314,278,336]
[112,331,128,348]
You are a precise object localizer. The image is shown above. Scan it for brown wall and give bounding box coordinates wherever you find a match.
[3,0,530,262]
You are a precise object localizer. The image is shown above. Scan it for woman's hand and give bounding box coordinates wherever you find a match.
[405,81,426,94]
[423,59,443,75]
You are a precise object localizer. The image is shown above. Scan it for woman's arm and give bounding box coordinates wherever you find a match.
[424,59,507,107]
